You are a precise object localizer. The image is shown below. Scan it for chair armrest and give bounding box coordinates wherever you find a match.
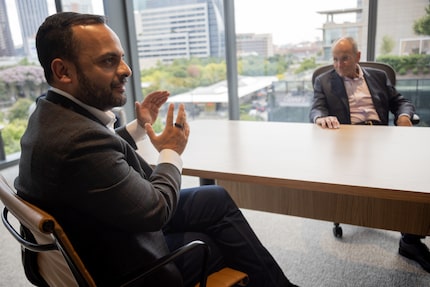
[1,208,57,252]
[120,240,209,287]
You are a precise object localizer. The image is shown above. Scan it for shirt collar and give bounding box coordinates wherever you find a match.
[49,87,116,129]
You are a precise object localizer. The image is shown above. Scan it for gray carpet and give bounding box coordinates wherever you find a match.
[0,168,429,286]
[241,209,430,287]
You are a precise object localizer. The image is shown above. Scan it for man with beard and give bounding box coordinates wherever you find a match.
[14,12,298,287]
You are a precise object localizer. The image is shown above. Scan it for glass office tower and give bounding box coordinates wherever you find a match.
[15,0,49,58]
[134,0,225,67]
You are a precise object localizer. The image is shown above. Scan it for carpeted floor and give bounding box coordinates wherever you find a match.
[0,168,429,286]
[241,208,430,287]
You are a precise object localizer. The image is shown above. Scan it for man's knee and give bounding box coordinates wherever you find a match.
[197,185,233,203]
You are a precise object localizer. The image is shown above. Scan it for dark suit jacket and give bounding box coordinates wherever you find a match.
[309,66,415,125]
[15,91,183,286]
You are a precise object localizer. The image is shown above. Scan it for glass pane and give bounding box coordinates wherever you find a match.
[0,0,57,161]
[0,0,106,163]
[133,0,228,126]
[61,0,104,14]
[235,0,358,123]
[375,0,430,126]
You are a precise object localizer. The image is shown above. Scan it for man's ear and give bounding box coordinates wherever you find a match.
[51,59,73,83]
[356,51,361,62]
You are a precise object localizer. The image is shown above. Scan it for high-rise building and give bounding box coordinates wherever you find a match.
[319,0,430,60]
[0,0,15,57]
[236,33,274,58]
[61,0,94,13]
[15,0,49,58]
[134,0,225,67]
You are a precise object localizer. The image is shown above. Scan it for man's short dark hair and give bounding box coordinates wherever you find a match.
[36,12,106,83]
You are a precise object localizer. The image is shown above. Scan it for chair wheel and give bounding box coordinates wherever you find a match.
[333,225,343,238]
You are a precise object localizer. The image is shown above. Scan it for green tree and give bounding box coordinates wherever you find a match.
[413,5,430,35]
[294,57,317,74]
[2,119,27,154]
[7,98,33,122]
[380,36,395,55]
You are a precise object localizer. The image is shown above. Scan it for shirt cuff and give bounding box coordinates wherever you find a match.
[158,149,183,173]
[126,119,146,142]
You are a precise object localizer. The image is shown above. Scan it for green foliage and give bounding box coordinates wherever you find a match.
[376,54,430,76]
[141,57,227,96]
[140,56,291,97]
[413,5,430,35]
[294,57,318,74]
[0,98,33,155]
[7,98,33,122]
[380,36,395,55]
[239,55,289,76]
[0,82,8,102]
[398,67,407,75]
[1,119,27,154]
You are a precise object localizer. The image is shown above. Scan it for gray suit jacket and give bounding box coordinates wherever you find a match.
[309,67,415,125]
[15,91,183,286]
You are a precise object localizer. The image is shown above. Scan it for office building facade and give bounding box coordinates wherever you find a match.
[61,0,94,13]
[15,0,49,58]
[0,0,15,57]
[134,0,225,67]
[320,0,430,60]
[236,33,274,58]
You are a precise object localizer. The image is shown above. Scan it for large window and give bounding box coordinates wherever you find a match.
[1,0,429,164]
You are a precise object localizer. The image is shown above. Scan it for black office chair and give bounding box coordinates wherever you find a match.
[0,176,248,287]
[312,62,420,237]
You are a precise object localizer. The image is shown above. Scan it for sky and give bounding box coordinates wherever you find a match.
[5,0,357,47]
[234,0,358,45]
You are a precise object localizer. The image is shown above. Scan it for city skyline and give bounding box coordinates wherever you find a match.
[234,0,357,45]
[5,0,356,49]
[4,0,104,47]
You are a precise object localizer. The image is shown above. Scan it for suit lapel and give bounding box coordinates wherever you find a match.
[330,71,350,118]
[45,90,154,178]
[44,91,106,127]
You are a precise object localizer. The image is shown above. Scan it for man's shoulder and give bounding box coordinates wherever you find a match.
[315,68,338,83]
[361,66,388,77]
[361,66,390,84]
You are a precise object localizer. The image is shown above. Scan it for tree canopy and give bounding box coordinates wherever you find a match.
[413,4,430,35]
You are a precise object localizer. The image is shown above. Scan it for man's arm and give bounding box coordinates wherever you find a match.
[310,76,330,123]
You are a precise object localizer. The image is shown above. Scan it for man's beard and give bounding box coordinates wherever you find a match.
[75,68,127,111]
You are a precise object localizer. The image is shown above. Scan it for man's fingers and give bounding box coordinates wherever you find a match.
[165,103,175,126]
[144,122,155,138]
[175,104,186,125]
[318,116,339,129]
[144,90,169,106]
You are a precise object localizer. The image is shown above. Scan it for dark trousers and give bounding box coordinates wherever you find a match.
[163,185,292,287]
[402,233,425,243]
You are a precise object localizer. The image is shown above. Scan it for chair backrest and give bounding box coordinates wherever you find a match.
[0,175,96,287]
[311,62,396,86]
[0,175,248,287]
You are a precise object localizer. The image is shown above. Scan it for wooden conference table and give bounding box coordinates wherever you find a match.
[137,120,430,236]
